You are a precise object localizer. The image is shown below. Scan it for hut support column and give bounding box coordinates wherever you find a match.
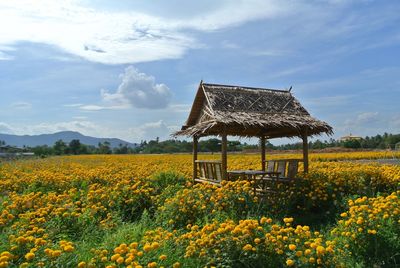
[221,132,228,180]
[302,131,309,173]
[260,136,266,171]
[193,136,198,182]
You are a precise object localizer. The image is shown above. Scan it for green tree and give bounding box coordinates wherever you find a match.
[200,138,220,152]
[114,143,129,154]
[68,139,82,155]
[53,139,67,155]
[98,141,112,154]
[32,145,54,156]
[343,139,361,149]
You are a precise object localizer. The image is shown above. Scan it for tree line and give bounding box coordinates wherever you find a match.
[1,132,399,156]
[275,133,400,150]
[31,139,134,155]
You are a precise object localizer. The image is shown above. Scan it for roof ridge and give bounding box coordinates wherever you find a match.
[202,82,290,93]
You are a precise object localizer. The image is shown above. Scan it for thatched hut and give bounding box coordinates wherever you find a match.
[174,81,333,181]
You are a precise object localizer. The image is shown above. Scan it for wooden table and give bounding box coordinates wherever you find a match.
[227,170,280,181]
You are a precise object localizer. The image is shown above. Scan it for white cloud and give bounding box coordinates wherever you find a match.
[221,40,240,49]
[304,95,354,107]
[0,1,396,65]
[127,120,176,141]
[389,114,400,130]
[25,121,100,136]
[0,1,193,64]
[169,104,191,113]
[355,112,380,124]
[343,112,381,129]
[63,103,83,107]
[0,120,122,140]
[0,119,179,142]
[10,101,32,109]
[79,104,129,111]
[248,49,290,57]
[0,0,307,64]
[0,51,12,60]
[0,122,15,134]
[99,66,172,109]
[337,112,387,137]
[72,116,88,120]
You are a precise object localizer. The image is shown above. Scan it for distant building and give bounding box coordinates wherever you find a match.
[340,133,362,142]
[395,142,400,151]
[0,145,34,158]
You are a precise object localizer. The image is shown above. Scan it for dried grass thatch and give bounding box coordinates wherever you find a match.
[173,82,333,138]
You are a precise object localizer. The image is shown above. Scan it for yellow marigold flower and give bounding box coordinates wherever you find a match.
[151,242,160,250]
[288,244,296,251]
[44,248,52,255]
[0,256,9,262]
[254,238,261,244]
[316,246,325,255]
[340,212,348,217]
[143,244,152,252]
[286,259,295,266]
[147,262,157,268]
[25,252,35,261]
[159,255,167,261]
[77,261,86,268]
[283,218,294,223]
[52,250,62,257]
[242,244,253,251]
[295,251,303,257]
[64,245,74,252]
[116,257,124,264]
[1,252,12,258]
[110,254,120,262]
[125,257,133,265]
[172,262,181,268]
[130,242,138,249]
[304,249,312,255]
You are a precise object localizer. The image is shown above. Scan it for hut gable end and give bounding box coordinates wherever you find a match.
[202,83,309,115]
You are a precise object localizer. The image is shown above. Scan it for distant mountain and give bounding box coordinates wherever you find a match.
[0,131,138,148]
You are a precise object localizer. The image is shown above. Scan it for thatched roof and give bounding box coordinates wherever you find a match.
[174,82,333,138]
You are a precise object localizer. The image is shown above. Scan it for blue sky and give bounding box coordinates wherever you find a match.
[0,0,399,144]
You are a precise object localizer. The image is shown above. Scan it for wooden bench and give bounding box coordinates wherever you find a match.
[255,159,304,196]
[263,159,303,180]
[194,160,223,185]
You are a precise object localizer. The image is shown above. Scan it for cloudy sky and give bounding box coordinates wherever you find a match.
[0,0,399,143]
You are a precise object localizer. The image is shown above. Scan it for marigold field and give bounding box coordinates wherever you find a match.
[0,152,399,267]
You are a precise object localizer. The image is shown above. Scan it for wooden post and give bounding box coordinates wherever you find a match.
[302,130,309,173]
[221,132,228,180]
[260,136,266,171]
[193,136,198,182]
